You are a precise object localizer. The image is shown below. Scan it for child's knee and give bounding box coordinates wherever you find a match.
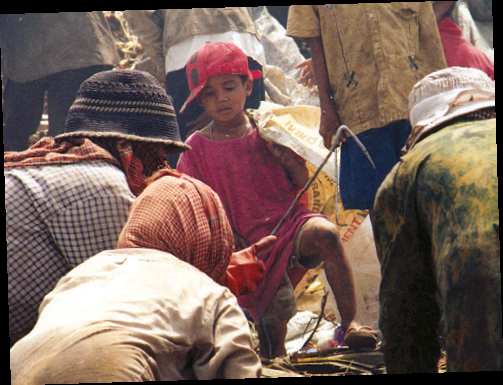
[299,219,342,259]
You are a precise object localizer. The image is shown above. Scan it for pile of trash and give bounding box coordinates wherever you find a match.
[253,6,320,108]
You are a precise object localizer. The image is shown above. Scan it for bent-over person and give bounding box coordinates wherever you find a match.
[374,67,498,372]
[10,170,274,381]
[6,69,190,345]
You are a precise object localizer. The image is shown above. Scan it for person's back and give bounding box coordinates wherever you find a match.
[374,67,499,372]
[10,249,261,382]
[6,161,134,344]
[11,172,266,381]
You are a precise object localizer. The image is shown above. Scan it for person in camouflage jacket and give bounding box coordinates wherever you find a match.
[373,67,499,373]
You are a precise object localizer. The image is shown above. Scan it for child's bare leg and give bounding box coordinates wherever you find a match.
[299,219,360,331]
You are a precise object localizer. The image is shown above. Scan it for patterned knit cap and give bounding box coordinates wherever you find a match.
[59,69,190,154]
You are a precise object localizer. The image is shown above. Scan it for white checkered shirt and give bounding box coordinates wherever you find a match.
[7,161,135,343]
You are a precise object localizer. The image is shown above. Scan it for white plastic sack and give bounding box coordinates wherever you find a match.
[252,6,306,78]
[285,311,337,354]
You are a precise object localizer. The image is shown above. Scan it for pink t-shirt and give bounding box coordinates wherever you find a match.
[177,128,322,320]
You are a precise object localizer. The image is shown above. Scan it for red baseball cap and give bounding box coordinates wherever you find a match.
[179,42,262,113]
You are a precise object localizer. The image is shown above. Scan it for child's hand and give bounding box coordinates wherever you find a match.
[295,59,316,88]
[266,140,296,168]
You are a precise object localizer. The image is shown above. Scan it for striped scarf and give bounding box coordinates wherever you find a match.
[4,137,166,197]
[117,170,234,285]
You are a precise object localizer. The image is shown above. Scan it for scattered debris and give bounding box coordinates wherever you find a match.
[104,11,145,70]
[261,348,385,377]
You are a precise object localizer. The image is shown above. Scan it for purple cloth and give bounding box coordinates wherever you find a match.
[177,128,323,320]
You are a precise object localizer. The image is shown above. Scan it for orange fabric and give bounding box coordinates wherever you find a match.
[117,171,234,285]
[4,137,166,197]
[225,236,275,296]
[4,137,120,170]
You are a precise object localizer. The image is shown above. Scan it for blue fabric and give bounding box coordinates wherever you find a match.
[340,120,412,210]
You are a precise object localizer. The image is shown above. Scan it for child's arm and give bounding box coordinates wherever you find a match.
[266,140,309,190]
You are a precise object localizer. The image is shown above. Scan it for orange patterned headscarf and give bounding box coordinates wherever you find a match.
[117,169,234,284]
[4,137,166,197]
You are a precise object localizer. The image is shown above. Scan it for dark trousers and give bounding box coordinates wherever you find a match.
[3,65,112,151]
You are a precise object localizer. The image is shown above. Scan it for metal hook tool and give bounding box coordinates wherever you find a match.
[272,124,375,234]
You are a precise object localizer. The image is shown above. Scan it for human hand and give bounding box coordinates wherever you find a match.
[265,140,297,167]
[225,236,276,296]
[266,140,309,189]
[295,59,316,88]
[320,107,344,149]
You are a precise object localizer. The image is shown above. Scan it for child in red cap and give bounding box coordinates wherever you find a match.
[177,42,376,358]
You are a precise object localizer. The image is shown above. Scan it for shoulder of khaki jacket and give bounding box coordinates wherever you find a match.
[285,5,322,39]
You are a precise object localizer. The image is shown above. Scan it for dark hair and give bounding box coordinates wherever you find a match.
[239,75,249,85]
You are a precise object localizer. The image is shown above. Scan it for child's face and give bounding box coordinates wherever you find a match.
[197,75,253,124]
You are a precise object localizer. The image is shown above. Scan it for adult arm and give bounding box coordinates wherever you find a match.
[309,37,342,149]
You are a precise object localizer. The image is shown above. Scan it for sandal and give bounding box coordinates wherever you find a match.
[344,326,378,351]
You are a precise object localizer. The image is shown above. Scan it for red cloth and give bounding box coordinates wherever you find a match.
[4,137,119,170]
[4,137,166,196]
[117,171,234,285]
[438,18,494,80]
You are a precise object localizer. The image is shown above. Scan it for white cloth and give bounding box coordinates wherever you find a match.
[10,249,261,381]
[165,31,266,74]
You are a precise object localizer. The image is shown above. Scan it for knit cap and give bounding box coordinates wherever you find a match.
[60,69,190,153]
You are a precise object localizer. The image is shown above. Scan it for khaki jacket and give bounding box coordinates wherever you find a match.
[10,249,261,381]
[287,3,447,134]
